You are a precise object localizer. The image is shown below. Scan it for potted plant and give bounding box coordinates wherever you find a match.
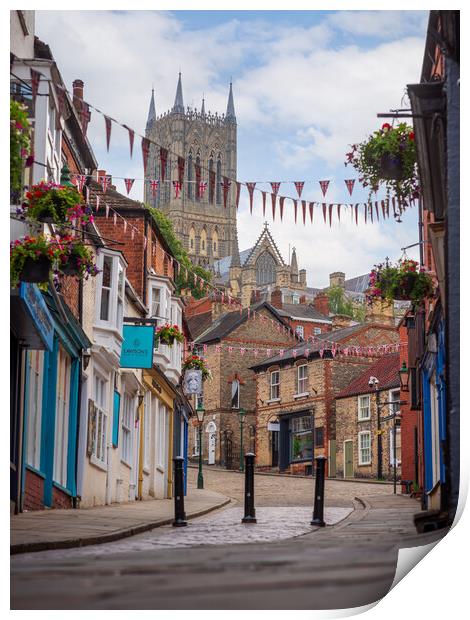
[10,99,32,202]
[21,181,91,225]
[56,235,99,279]
[366,258,434,307]
[345,122,420,207]
[10,235,60,288]
[182,355,211,381]
[155,324,184,346]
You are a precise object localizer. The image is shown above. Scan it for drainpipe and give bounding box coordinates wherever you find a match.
[73,280,84,509]
[137,396,144,500]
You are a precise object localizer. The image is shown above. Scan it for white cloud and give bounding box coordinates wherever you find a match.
[326,10,428,39]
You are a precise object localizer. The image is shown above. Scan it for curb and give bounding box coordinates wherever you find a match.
[10,496,231,556]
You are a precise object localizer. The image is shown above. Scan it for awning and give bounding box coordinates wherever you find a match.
[10,283,54,351]
[43,289,91,357]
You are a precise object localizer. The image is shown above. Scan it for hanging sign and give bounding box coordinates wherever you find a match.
[120,325,155,368]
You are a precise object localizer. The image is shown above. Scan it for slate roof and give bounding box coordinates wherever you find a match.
[195,301,297,344]
[336,353,400,399]
[213,248,253,278]
[276,303,331,323]
[186,311,213,340]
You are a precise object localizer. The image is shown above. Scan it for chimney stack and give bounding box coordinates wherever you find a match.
[329,271,345,289]
[313,292,329,316]
[270,288,283,309]
[73,79,91,134]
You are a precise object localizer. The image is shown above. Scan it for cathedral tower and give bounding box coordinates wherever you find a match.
[144,75,238,270]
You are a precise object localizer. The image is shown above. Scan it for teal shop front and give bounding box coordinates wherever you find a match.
[21,291,91,511]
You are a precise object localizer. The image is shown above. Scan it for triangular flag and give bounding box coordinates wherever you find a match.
[123,125,134,157]
[301,200,307,225]
[173,180,182,199]
[294,181,305,198]
[160,147,168,181]
[271,194,276,221]
[104,116,112,151]
[149,179,159,197]
[246,182,256,214]
[262,191,267,217]
[309,202,314,223]
[99,175,110,193]
[355,203,359,225]
[124,178,135,195]
[221,176,231,208]
[345,179,355,196]
[177,156,185,186]
[235,182,241,209]
[292,199,298,223]
[279,196,285,221]
[337,204,341,222]
[198,181,207,199]
[105,203,110,218]
[74,174,87,193]
[95,196,100,211]
[270,182,281,195]
[319,180,330,196]
[328,204,333,226]
[322,203,327,223]
[141,137,150,175]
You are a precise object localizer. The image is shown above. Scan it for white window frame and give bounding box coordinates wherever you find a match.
[270,370,280,401]
[313,327,322,335]
[231,379,240,409]
[121,392,134,466]
[295,325,304,339]
[150,286,161,318]
[297,364,308,395]
[26,350,44,470]
[358,431,371,465]
[95,250,127,332]
[389,427,402,466]
[388,388,401,416]
[143,392,151,471]
[156,401,166,470]
[91,370,108,469]
[53,345,71,487]
[193,427,200,456]
[358,394,371,421]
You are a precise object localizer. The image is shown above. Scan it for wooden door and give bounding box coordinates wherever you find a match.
[344,440,354,478]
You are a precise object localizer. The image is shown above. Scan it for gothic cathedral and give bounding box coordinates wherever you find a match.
[144,74,238,270]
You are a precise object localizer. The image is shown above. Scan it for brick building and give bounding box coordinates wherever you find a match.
[269,288,332,340]
[187,301,299,467]
[335,354,402,482]
[251,323,399,476]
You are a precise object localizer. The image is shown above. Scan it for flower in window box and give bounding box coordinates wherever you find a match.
[155,323,184,346]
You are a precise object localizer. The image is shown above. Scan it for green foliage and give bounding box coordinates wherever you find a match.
[148,207,212,299]
[22,181,88,224]
[182,355,211,380]
[10,99,31,197]
[327,285,366,322]
[367,258,434,307]
[155,324,185,345]
[10,235,57,288]
[345,123,420,205]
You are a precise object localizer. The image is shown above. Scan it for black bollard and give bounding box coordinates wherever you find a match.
[241,452,257,523]
[311,455,326,527]
[172,457,187,527]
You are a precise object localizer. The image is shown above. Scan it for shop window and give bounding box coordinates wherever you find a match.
[290,415,312,462]
[53,345,71,487]
[25,350,44,470]
[92,372,108,466]
[121,392,134,465]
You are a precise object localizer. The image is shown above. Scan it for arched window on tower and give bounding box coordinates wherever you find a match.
[256,251,277,286]
[164,154,171,202]
[187,152,193,200]
[216,156,222,205]
[189,225,196,254]
[200,228,207,256]
[212,229,219,257]
[208,155,214,203]
[195,154,201,202]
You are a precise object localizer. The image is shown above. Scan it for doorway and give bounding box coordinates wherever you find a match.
[344,440,354,478]
[271,431,279,467]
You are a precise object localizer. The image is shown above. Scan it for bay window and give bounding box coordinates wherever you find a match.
[95,250,127,332]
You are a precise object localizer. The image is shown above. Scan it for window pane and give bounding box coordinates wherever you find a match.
[100,289,110,321]
[102,256,113,288]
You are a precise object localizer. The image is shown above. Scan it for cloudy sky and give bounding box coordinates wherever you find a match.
[36,9,428,288]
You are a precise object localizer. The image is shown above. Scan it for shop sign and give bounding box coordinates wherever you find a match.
[120,325,155,369]
[20,283,54,351]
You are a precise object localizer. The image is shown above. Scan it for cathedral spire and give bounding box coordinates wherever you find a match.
[146,88,156,133]
[201,94,205,116]
[225,81,236,123]
[172,72,184,114]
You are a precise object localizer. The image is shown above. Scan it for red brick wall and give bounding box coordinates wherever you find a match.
[23,469,45,511]
[287,318,332,340]
[52,486,73,509]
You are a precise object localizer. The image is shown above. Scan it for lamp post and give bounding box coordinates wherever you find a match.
[368,376,382,480]
[239,408,246,472]
[196,404,205,489]
[399,361,410,391]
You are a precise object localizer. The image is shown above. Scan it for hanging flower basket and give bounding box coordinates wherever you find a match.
[21,181,92,226]
[56,235,99,279]
[155,324,184,346]
[366,258,434,306]
[345,122,420,207]
[10,235,61,288]
[182,355,211,381]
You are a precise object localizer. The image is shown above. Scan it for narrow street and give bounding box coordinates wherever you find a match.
[11,470,447,610]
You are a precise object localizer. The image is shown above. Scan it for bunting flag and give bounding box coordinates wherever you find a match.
[355,203,359,225]
[375,201,380,220]
[319,180,330,196]
[364,203,368,223]
[85,185,90,204]
[73,174,87,193]
[294,181,305,198]
[328,203,333,226]
[173,180,182,198]
[141,138,150,175]
[270,182,281,196]
[113,213,117,226]
[293,199,298,223]
[30,68,41,106]
[235,182,241,209]
[195,163,201,194]
[309,202,314,223]
[337,203,341,222]
[209,170,216,203]
[345,179,355,196]
[159,147,168,181]
[262,191,267,217]
[177,156,185,186]
[271,193,276,220]
[322,203,327,223]
[104,116,112,151]
[95,196,100,211]
[99,175,111,193]
[279,196,285,220]
[123,125,134,157]
[246,182,256,214]
[123,220,127,233]
[124,178,135,195]
[381,200,387,219]
[198,181,208,199]
[301,200,307,225]
[79,101,91,135]
[149,179,159,197]
[105,203,110,218]
[221,176,231,208]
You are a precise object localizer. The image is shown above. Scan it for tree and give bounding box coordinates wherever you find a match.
[148,207,212,299]
[327,285,366,322]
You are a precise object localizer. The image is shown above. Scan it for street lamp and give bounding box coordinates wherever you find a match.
[239,408,246,472]
[368,376,382,480]
[399,361,410,392]
[196,404,205,489]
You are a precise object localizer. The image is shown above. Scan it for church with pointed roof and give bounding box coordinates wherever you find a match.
[144,74,238,270]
